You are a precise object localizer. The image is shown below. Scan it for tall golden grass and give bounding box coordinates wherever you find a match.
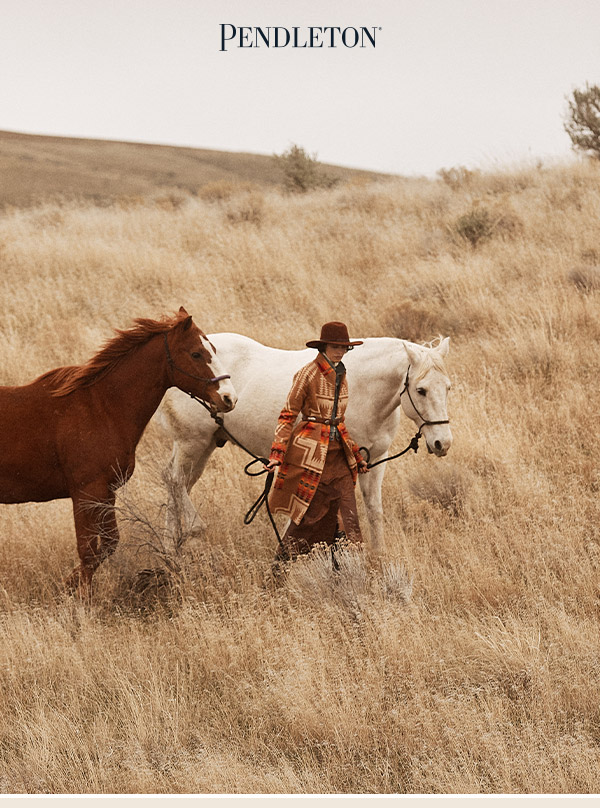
[0,159,599,794]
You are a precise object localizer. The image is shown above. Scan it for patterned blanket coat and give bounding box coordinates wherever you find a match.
[268,354,364,525]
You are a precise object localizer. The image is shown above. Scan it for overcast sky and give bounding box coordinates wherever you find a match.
[1,0,599,176]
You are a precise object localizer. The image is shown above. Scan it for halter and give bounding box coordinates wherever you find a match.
[163,333,231,389]
[359,364,450,469]
[399,365,450,432]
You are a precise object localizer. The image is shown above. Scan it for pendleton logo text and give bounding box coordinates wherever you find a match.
[220,25,379,51]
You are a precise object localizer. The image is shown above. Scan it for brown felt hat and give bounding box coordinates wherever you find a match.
[306,321,363,349]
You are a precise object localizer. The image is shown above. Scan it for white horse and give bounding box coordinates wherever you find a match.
[156,334,452,550]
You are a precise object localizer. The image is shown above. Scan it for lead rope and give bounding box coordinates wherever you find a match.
[188,393,284,549]
[359,431,422,468]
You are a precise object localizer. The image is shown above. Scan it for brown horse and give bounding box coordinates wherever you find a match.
[0,307,237,595]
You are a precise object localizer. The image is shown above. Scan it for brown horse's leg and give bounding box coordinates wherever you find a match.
[66,489,119,597]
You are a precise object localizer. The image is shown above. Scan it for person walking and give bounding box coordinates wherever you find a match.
[264,321,369,561]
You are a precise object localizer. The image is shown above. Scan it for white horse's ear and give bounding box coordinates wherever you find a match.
[402,341,421,367]
[438,336,450,358]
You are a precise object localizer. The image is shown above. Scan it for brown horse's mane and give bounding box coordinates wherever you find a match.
[42,313,187,397]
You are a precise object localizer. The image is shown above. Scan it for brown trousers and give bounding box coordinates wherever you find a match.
[278,440,363,559]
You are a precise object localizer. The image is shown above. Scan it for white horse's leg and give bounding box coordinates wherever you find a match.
[358,458,388,553]
[165,435,218,537]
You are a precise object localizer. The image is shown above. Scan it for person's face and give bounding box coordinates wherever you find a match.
[324,343,348,363]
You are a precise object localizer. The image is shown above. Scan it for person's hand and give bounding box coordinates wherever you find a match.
[358,459,369,474]
[264,459,281,472]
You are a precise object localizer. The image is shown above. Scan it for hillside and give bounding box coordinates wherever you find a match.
[0,161,599,793]
[0,130,385,208]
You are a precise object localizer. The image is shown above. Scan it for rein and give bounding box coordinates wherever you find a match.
[187,393,284,549]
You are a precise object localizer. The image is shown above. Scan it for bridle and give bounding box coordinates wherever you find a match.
[399,365,450,432]
[359,364,450,469]
[163,333,231,395]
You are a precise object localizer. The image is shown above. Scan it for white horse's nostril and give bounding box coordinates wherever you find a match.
[434,440,442,452]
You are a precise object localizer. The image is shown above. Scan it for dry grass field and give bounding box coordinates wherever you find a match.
[0,152,599,794]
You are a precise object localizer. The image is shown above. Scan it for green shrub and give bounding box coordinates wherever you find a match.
[274,144,339,193]
[452,206,495,247]
[564,83,600,159]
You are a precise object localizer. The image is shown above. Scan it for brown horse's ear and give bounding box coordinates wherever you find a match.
[176,306,192,330]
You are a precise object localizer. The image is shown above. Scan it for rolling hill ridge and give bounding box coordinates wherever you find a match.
[0,129,385,208]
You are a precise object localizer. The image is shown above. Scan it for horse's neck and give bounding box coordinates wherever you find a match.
[355,339,408,418]
[92,336,169,442]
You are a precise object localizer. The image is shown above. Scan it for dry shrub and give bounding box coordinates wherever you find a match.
[377,561,413,603]
[338,188,398,218]
[283,542,413,612]
[86,466,205,610]
[383,300,442,342]
[224,190,265,225]
[284,542,369,612]
[439,165,537,196]
[275,144,340,193]
[567,264,600,293]
[476,169,538,196]
[408,462,471,515]
[114,194,147,209]
[489,202,524,240]
[127,567,182,613]
[199,180,256,203]
[437,165,480,191]
[383,298,489,342]
[500,332,566,384]
[113,191,190,211]
[450,203,523,247]
[152,191,189,211]
[451,206,495,247]
[579,247,599,264]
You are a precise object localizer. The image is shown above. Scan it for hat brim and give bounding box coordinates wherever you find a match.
[306,339,363,348]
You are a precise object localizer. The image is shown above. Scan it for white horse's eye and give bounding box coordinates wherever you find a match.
[417,388,427,396]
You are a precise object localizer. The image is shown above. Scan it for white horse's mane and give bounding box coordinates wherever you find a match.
[404,336,449,385]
